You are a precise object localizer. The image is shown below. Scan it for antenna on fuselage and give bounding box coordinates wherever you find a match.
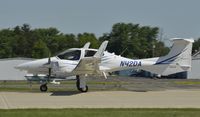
[120,47,128,56]
[47,52,51,82]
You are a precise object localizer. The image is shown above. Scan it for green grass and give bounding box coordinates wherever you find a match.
[175,81,200,85]
[0,80,124,86]
[0,80,126,92]
[0,108,200,117]
[1,80,200,92]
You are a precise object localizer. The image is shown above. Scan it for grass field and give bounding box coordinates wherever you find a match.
[0,109,200,117]
[175,81,200,85]
[1,78,200,92]
[0,80,126,92]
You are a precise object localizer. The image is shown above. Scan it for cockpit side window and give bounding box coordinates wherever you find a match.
[84,50,97,57]
[57,50,81,60]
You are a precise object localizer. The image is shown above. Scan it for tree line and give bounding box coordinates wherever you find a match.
[0,23,199,59]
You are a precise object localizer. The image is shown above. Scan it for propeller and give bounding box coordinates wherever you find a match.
[47,52,51,82]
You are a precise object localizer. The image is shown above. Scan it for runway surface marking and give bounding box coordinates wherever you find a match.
[1,90,200,109]
[0,92,11,109]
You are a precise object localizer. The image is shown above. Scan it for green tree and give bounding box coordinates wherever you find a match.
[99,23,166,58]
[193,38,200,54]
[0,23,170,59]
[32,39,49,58]
[154,41,170,57]
[0,29,15,58]
[78,33,99,48]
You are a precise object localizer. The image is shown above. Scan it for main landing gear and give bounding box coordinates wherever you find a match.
[40,84,48,92]
[76,75,88,92]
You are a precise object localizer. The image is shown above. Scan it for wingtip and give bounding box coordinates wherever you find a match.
[171,38,194,43]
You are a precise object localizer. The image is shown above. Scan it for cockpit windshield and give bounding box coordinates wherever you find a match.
[57,50,81,60]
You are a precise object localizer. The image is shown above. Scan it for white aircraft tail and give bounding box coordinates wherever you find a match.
[141,38,194,76]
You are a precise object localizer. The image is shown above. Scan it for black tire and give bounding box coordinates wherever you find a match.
[76,75,81,91]
[76,75,88,92]
[79,85,88,92]
[40,84,48,92]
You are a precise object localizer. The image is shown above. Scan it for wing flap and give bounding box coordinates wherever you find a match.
[73,57,100,75]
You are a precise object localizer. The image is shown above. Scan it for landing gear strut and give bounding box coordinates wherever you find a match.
[40,84,48,92]
[76,75,88,92]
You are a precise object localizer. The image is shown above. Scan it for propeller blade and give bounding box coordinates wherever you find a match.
[47,51,51,82]
[48,52,51,64]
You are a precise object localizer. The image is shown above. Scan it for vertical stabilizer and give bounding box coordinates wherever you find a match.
[140,38,194,75]
[157,38,193,65]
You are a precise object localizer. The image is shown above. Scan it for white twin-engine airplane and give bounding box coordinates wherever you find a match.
[15,38,194,92]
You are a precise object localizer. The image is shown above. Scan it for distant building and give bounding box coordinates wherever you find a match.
[0,58,33,80]
[187,51,200,79]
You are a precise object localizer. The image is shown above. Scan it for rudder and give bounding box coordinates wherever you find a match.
[140,38,194,76]
[155,38,194,75]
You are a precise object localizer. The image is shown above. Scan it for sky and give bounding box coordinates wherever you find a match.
[0,0,200,45]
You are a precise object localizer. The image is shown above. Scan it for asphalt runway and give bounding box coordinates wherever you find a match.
[1,90,200,109]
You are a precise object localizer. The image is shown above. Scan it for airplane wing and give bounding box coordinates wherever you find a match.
[72,41,108,75]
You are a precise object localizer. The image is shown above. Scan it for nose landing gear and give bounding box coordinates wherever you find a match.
[76,75,88,92]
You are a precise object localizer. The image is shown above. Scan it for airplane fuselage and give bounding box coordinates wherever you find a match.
[16,48,157,78]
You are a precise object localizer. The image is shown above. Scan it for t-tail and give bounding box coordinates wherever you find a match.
[140,38,194,76]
